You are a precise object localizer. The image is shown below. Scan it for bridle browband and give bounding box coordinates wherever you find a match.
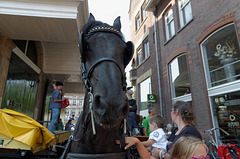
[86,26,123,39]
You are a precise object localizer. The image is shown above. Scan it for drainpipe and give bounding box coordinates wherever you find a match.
[153,10,163,117]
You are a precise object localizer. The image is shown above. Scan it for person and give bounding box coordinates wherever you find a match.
[168,136,208,159]
[57,118,63,131]
[184,88,190,95]
[142,107,156,136]
[118,136,208,159]
[49,81,64,134]
[70,114,75,120]
[126,89,139,135]
[155,101,202,158]
[65,119,72,131]
[141,115,168,158]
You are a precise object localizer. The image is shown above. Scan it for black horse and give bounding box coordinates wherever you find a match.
[65,14,134,159]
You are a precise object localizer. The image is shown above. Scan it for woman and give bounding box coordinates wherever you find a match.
[169,136,208,159]
[157,101,202,158]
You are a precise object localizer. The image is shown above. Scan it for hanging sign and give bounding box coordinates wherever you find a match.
[147,94,157,103]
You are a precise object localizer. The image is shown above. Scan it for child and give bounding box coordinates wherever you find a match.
[141,115,168,157]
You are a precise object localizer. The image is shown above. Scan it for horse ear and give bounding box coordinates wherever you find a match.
[113,16,121,30]
[88,13,95,23]
[124,41,134,68]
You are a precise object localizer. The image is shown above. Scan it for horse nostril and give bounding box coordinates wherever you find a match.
[93,94,106,116]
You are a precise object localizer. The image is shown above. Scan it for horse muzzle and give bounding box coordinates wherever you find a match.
[92,94,129,129]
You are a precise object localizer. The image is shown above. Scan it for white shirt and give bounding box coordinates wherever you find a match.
[149,128,168,151]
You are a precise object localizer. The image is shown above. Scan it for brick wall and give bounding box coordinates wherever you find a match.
[129,0,240,134]
[155,0,240,132]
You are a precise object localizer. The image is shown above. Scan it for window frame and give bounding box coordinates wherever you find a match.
[143,38,150,59]
[141,2,147,21]
[137,46,143,65]
[135,13,141,31]
[168,53,192,100]
[200,23,240,90]
[165,8,175,41]
[178,0,193,28]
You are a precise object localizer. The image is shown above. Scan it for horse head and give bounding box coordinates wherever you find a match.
[79,13,134,130]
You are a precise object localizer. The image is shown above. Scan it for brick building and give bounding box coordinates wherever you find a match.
[129,0,240,143]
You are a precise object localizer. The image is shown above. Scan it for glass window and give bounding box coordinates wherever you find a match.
[79,101,83,106]
[137,47,143,65]
[73,99,76,106]
[139,78,152,111]
[135,13,141,31]
[211,91,240,145]
[178,0,192,27]
[169,54,190,97]
[201,24,240,87]
[2,53,38,118]
[165,8,175,40]
[143,39,150,58]
[141,4,147,21]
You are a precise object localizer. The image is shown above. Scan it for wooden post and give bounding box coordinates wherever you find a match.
[0,37,16,108]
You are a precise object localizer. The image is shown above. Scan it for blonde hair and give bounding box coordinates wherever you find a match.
[169,136,208,159]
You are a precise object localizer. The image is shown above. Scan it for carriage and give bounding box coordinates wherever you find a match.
[0,109,73,158]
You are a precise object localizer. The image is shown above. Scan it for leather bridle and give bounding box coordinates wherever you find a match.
[80,26,127,94]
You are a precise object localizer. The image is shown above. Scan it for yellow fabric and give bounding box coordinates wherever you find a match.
[0,109,55,150]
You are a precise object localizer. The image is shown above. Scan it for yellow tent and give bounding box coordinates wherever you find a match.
[0,109,55,151]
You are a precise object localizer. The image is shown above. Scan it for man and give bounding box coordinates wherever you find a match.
[142,107,156,136]
[49,81,64,134]
[127,89,139,135]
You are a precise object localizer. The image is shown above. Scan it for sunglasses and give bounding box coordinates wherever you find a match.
[192,155,210,159]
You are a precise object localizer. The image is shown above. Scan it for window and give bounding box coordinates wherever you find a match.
[141,3,147,21]
[139,77,151,111]
[143,39,150,58]
[178,0,192,27]
[73,99,76,106]
[201,23,240,87]
[211,91,240,145]
[135,13,141,31]
[169,54,190,98]
[79,101,83,107]
[137,47,143,65]
[165,9,175,40]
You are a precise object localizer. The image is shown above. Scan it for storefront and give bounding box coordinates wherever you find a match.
[201,23,240,144]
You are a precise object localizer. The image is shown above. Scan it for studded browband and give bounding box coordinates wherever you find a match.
[86,26,123,39]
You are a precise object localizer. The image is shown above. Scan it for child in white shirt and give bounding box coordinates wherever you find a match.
[141,115,168,158]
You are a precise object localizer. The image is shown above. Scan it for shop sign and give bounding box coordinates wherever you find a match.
[147,94,157,103]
